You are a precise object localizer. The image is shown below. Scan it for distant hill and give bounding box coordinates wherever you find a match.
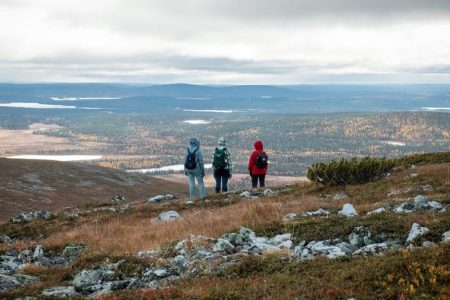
[0,158,186,220]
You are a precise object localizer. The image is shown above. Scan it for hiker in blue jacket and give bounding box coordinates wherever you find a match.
[212,137,232,193]
[184,137,206,200]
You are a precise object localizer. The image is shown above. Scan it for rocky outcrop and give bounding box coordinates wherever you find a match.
[11,210,54,223]
[406,223,430,243]
[393,195,444,214]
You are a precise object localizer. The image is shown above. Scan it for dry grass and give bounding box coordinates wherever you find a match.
[42,194,332,256]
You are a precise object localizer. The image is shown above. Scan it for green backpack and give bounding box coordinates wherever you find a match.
[213,148,228,169]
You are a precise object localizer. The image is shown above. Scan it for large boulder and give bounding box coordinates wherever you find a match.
[442,231,450,243]
[406,223,430,243]
[338,204,358,217]
[158,211,181,222]
[73,269,102,288]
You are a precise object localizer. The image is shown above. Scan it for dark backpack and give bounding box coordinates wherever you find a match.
[213,148,228,169]
[256,152,268,168]
[185,148,198,170]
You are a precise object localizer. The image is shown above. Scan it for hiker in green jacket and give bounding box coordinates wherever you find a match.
[212,137,232,193]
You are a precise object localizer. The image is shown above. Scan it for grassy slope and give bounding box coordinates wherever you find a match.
[0,160,449,299]
[0,158,187,220]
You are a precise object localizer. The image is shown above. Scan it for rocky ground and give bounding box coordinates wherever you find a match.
[0,159,450,299]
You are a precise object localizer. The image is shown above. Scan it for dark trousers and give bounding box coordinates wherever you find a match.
[214,169,230,193]
[251,174,265,188]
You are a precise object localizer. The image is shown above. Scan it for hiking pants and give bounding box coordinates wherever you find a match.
[251,174,265,188]
[188,173,206,199]
[214,169,230,193]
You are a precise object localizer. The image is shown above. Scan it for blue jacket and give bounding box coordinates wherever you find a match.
[184,138,205,176]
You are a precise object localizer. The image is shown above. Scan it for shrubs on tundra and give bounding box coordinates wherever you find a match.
[307,157,396,185]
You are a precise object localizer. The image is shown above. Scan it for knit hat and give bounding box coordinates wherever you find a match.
[218,136,226,147]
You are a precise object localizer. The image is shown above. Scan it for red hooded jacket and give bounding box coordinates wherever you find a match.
[248,140,268,175]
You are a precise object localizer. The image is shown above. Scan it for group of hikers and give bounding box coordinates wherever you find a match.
[184,137,268,200]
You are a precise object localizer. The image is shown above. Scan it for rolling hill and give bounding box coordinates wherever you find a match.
[0,158,187,220]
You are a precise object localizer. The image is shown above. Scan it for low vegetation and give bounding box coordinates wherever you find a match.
[1,157,450,299]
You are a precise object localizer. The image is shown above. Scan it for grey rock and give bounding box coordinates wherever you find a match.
[147,194,175,204]
[263,189,276,196]
[0,235,11,243]
[348,226,372,247]
[298,208,330,217]
[158,211,180,222]
[413,195,429,209]
[41,286,80,297]
[282,213,297,222]
[427,201,443,210]
[239,227,256,242]
[153,269,168,278]
[33,245,44,260]
[18,250,32,263]
[422,241,436,247]
[308,240,347,259]
[248,243,279,255]
[334,191,348,200]
[269,234,292,245]
[239,191,258,199]
[367,207,386,215]
[393,202,414,214]
[338,203,358,217]
[62,245,84,257]
[406,223,430,243]
[442,231,450,243]
[352,243,387,256]
[213,239,235,254]
[73,269,102,288]
[112,195,126,203]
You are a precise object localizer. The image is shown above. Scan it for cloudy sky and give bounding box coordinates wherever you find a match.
[1,0,450,84]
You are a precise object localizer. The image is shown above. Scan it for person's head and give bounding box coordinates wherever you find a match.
[218,136,226,147]
[254,140,263,150]
[190,137,200,147]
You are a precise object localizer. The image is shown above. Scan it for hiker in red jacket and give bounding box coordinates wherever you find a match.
[248,140,268,188]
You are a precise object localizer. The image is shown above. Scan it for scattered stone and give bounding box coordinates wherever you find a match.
[158,211,181,222]
[73,269,102,288]
[263,189,276,196]
[42,286,80,297]
[121,203,132,211]
[0,235,12,243]
[62,245,84,257]
[334,192,348,200]
[11,210,54,224]
[348,226,372,247]
[213,239,235,254]
[112,195,125,203]
[367,207,386,215]
[413,195,429,210]
[406,223,430,243]
[239,191,258,200]
[33,245,44,260]
[282,213,297,222]
[298,208,330,217]
[338,204,358,217]
[352,243,388,256]
[442,231,450,243]
[393,202,414,214]
[422,241,436,247]
[147,194,175,204]
[427,201,443,210]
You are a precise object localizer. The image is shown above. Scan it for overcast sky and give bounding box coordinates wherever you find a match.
[1,0,450,84]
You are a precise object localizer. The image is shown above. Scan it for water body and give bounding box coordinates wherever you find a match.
[128,163,213,174]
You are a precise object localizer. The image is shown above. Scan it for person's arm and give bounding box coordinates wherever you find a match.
[183,149,188,176]
[248,151,255,174]
[226,149,233,177]
[198,149,205,176]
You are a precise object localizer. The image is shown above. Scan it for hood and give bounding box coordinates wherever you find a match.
[217,136,226,147]
[189,137,200,148]
[254,140,263,151]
